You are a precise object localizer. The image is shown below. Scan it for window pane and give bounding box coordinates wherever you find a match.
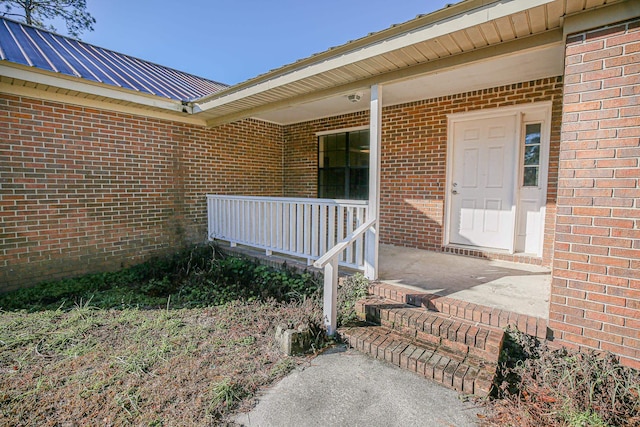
[349,150,368,167]
[319,168,346,199]
[524,145,540,166]
[319,136,326,168]
[329,151,346,167]
[349,168,369,200]
[349,130,370,167]
[525,123,541,145]
[523,167,539,187]
[335,133,346,151]
[327,134,337,151]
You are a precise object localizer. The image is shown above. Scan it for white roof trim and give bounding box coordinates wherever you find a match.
[0,63,186,112]
[195,0,555,112]
[0,81,208,126]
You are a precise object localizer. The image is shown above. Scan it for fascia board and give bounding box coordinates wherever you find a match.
[0,82,208,126]
[563,0,640,37]
[196,0,555,112]
[0,63,186,112]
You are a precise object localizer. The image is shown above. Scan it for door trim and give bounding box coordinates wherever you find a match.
[444,102,552,256]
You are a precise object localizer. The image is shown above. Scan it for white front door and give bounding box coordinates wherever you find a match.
[449,115,517,250]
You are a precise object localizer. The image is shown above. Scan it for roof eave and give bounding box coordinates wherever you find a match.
[0,62,188,112]
[194,0,555,111]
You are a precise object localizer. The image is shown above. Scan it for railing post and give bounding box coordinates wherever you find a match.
[323,256,339,336]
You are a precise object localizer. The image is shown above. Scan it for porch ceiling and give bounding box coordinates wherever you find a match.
[195,0,624,127]
[254,42,565,125]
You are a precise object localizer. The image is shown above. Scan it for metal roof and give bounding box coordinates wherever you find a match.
[0,17,227,102]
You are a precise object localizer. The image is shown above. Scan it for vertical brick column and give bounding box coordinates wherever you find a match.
[551,19,640,369]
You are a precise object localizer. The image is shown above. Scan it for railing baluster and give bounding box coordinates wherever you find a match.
[269,201,274,248]
[319,203,327,256]
[355,206,364,268]
[345,207,354,265]
[304,203,312,255]
[337,205,345,263]
[328,205,336,254]
[289,203,296,253]
[275,201,281,250]
[232,199,239,246]
[311,204,319,257]
[282,201,289,251]
[295,202,302,255]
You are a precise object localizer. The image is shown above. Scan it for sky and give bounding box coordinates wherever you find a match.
[75,1,452,85]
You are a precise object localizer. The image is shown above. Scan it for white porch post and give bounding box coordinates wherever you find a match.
[365,84,382,280]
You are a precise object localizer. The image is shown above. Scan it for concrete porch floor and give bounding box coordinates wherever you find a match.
[378,244,551,319]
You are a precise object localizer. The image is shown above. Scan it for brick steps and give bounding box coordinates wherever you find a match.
[336,282,529,397]
[337,282,555,396]
[369,282,549,340]
[338,325,495,396]
[358,298,504,363]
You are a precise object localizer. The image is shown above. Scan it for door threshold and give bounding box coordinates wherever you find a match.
[442,245,545,266]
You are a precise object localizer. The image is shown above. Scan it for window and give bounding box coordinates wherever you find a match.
[522,123,541,187]
[318,129,369,199]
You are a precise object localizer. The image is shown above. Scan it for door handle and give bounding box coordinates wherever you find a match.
[452,189,458,195]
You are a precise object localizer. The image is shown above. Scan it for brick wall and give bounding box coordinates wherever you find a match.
[551,19,640,369]
[0,94,283,291]
[284,78,563,265]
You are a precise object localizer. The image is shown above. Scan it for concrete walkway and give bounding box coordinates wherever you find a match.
[233,346,482,427]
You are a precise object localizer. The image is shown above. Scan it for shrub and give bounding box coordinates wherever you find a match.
[487,328,640,427]
[337,273,369,327]
[0,244,320,311]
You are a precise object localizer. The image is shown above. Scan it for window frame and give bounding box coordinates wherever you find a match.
[521,121,543,188]
[317,127,370,200]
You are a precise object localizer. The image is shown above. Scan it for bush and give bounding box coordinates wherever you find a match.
[337,273,369,327]
[174,254,320,308]
[0,244,320,311]
[487,328,640,427]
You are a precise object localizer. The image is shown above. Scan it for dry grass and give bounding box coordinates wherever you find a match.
[0,298,321,425]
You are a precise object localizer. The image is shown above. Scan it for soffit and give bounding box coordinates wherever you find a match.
[196,0,624,126]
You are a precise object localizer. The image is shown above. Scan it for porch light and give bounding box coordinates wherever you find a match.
[347,92,362,103]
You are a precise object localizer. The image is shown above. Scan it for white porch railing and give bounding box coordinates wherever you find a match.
[207,195,369,270]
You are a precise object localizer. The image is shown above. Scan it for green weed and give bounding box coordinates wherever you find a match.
[337,273,369,327]
[0,244,320,312]
[207,378,248,419]
[0,244,328,425]
[269,358,296,379]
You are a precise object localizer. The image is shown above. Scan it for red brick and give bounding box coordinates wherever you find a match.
[0,95,285,290]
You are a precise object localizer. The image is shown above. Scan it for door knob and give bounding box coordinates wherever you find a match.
[452,189,458,195]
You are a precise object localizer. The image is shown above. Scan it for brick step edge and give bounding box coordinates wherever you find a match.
[369,282,550,340]
[338,325,495,397]
[357,298,504,363]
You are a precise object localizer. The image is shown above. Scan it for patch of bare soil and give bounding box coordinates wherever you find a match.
[0,299,322,425]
